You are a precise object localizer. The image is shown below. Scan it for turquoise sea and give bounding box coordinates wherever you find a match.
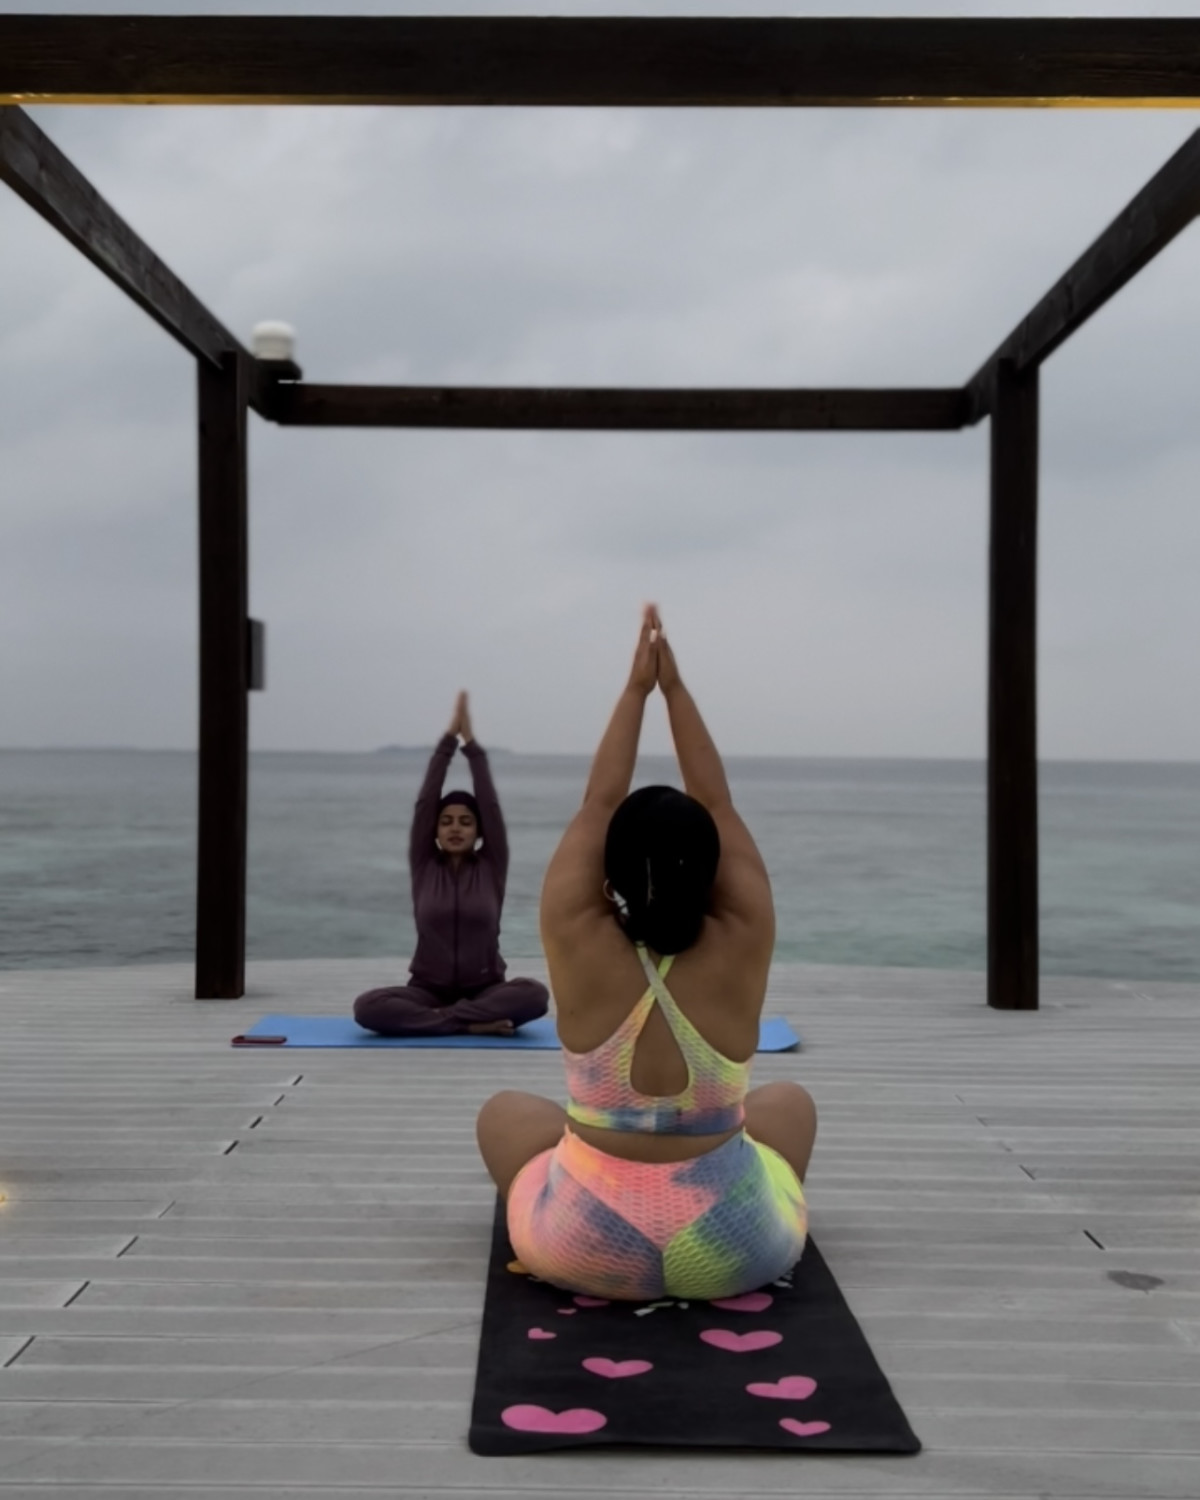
[0,749,1196,981]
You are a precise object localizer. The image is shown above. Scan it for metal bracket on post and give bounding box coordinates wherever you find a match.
[247,618,266,692]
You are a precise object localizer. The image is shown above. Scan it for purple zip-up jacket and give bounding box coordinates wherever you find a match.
[408,735,509,990]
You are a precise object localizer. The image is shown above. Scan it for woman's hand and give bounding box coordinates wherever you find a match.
[627,605,660,697]
[459,692,474,744]
[446,691,467,739]
[652,610,683,695]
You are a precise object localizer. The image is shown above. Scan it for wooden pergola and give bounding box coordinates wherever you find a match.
[3,15,1199,1007]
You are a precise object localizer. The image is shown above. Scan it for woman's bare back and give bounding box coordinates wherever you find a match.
[548,913,771,1162]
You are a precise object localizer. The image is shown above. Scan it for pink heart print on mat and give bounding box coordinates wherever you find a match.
[747,1375,817,1401]
[700,1329,783,1353]
[780,1418,831,1438]
[502,1405,608,1435]
[573,1295,610,1307]
[582,1357,653,1379]
[711,1291,774,1313]
[526,1328,556,1341]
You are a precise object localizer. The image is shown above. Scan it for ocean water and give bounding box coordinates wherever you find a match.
[0,749,1196,982]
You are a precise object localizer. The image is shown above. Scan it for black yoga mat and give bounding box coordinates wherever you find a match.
[469,1199,921,1456]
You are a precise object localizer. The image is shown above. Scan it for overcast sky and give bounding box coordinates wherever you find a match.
[2,0,1198,760]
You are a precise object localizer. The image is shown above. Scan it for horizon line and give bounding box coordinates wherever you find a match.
[2,745,1198,768]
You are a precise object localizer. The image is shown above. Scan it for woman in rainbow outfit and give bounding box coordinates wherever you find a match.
[476,607,816,1301]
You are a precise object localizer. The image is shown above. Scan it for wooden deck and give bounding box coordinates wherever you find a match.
[0,954,1197,1497]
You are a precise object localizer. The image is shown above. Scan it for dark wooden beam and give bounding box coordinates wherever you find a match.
[987,360,1040,1012]
[196,351,251,1000]
[3,16,1200,106]
[0,106,236,369]
[967,128,1200,421]
[267,384,970,432]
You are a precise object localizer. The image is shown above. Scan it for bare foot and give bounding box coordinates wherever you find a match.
[467,1019,516,1037]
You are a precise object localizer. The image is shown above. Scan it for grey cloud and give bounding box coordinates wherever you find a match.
[2,5,1198,759]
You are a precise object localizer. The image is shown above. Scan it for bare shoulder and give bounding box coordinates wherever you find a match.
[545,917,642,1052]
[707,800,775,945]
[686,919,773,1011]
[539,799,612,936]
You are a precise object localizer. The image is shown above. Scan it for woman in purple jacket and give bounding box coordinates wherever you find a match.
[353,693,550,1038]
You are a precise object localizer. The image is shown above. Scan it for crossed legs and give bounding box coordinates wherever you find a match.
[354,977,549,1038]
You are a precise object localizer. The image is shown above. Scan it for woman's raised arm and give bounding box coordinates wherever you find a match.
[409,698,461,875]
[459,694,509,879]
[541,608,658,939]
[657,619,773,939]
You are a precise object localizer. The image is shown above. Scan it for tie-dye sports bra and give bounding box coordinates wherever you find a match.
[563,944,750,1136]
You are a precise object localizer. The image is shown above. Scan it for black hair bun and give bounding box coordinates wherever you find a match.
[604,786,720,955]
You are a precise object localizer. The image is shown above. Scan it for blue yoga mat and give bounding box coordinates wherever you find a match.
[237,1014,800,1051]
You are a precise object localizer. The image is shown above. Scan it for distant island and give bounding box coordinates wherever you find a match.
[375,744,513,755]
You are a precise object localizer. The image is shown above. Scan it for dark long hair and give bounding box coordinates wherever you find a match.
[604,786,720,955]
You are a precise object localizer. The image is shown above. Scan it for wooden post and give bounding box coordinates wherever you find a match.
[196,350,250,999]
[987,359,1039,1010]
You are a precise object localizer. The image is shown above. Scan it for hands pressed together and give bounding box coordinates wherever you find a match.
[627,603,682,699]
[447,690,475,744]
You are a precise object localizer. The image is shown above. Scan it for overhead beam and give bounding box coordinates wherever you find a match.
[3,16,1200,106]
[0,106,237,369]
[966,127,1200,420]
[266,384,970,432]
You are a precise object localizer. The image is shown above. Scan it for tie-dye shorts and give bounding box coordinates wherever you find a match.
[507,1127,807,1302]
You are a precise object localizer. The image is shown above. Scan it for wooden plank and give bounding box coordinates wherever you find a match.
[0,1338,32,1370]
[268,384,969,432]
[0,1492,1047,1500]
[64,1270,1200,1308]
[4,16,1200,106]
[913,1411,1200,1452]
[195,351,250,1000]
[1,1438,1200,1496]
[7,1400,1200,1452]
[1,1302,1183,1345]
[0,1236,140,1258]
[873,1341,1200,1383]
[9,1366,1200,1417]
[0,107,235,369]
[966,129,1200,420]
[987,360,1039,1010]
[0,1285,82,1310]
[0,1489,1066,1500]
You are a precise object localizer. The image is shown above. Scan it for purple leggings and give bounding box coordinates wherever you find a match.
[352,976,549,1038]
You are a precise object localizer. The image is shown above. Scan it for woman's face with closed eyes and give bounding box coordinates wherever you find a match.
[437,804,478,854]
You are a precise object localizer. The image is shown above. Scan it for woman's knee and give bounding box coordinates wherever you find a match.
[476,1090,565,1193]
[477,1088,563,1132]
[476,1088,536,1138]
[745,1081,817,1177]
[477,1088,524,1123]
[511,977,549,1002]
[750,1080,816,1118]
[352,989,389,1028]
[505,978,550,1022]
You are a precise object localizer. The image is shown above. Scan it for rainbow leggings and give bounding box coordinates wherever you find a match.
[507,1128,807,1302]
